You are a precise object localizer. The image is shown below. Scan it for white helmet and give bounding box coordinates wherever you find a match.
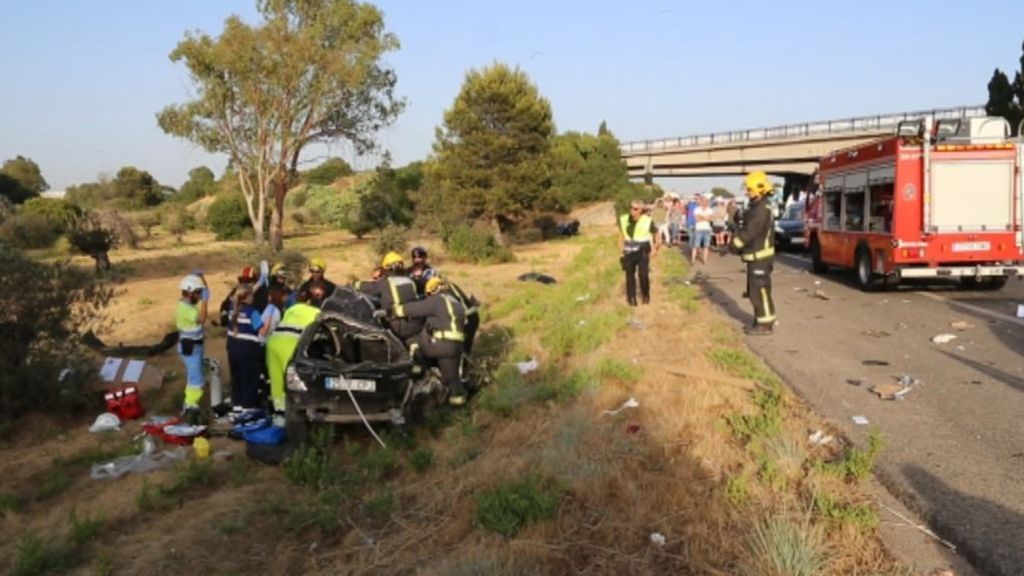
[89,412,121,433]
[180,274,205,293]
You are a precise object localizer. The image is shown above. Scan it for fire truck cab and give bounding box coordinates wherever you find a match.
[805,116,1024,290]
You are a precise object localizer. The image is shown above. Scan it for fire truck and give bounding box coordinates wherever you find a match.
[805,116,1024,290]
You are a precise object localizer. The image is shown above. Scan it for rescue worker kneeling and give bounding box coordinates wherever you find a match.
[355,252,424,340]
[731,171,777,335]
[403,277,469,407]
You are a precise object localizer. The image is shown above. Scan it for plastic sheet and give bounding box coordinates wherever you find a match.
[90,446,187,480]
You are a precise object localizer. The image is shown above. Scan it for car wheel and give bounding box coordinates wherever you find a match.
[855,247,879,291]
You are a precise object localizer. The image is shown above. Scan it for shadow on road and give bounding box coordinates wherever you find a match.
[903,463,1024,576]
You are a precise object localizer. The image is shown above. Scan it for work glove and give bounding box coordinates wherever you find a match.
[200,288,210,302]
[372,309,387,321]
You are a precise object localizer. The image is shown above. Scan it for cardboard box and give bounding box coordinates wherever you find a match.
[95,357,164,392]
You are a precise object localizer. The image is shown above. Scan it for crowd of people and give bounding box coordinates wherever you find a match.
[657,193,739,263]
[174,246,479,426]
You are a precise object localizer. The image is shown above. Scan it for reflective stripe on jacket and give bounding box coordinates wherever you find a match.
[619,213,653,252]
[731,198,775,262]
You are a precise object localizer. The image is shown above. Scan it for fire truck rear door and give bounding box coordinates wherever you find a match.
[929,159,1015,233]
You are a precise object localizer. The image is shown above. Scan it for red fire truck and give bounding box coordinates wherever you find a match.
[805,116,1024,290]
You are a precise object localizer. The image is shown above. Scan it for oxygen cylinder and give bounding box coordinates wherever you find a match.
[205,358,223,406]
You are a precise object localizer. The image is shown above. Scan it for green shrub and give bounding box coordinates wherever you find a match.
[68,508,105,547]
[305,183,361,231]
[207,193,252,240]
[740,516,829,576]
[820,431,883,482]
[475,476,561,537]
[303,157,353,186]
[20,197,81,232]
[409,447,434,473]
[11,532,71,576]
[443,225,514,264]
[0,213,61,249]
[812,490,878,529]
[287,187,308,208]
[373,224,409,258]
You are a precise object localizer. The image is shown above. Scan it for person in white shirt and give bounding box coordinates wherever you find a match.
[691,195,714,264]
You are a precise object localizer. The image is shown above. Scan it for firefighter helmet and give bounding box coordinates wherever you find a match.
[744,171,773,198]
[381,251,404,270]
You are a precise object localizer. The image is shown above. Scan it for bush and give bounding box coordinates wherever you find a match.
[0,213,61,249]
[67,214,120,272]
[443,225,514,264]
[161,206,196,243]
[305,184,361,232]
[207,193,252,240]
[475,476,561,537]
[303,157,354,186]
[0,242,111,421]
[373,225,408,258]
[740,516,829,576]
[287,188,309,209]
[20,198,81,232]
[135,211,161,237]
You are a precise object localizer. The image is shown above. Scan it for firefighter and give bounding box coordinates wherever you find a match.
[176,274,209,422]
[265,290,321,425]
[732,171,777,335]
[403,277,468,406]
[298,257,336,304]
[618,199,661,306]
[355,252,424,340]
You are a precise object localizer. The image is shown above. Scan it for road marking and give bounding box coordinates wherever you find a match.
[918,291,1024,327]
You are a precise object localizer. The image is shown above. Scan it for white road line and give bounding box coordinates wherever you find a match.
[918,291,1024,327]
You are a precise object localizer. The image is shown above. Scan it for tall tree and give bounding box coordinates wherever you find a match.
[550,130,630,211]
[986,40,1024,136]
[158,0,404,250]
[0,156,48,203]
[176,166,217,203]
[427,63,554,244]
[112,166,161,208]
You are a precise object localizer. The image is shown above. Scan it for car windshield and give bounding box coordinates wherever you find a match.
[782,204,804,221]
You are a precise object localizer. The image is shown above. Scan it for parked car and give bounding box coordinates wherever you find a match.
[283,287,447,442]
[774,203,806,251]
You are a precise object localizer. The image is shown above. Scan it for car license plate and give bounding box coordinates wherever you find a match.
[952,241,990,253]
[790,236,805,245]
[324,377,376,392]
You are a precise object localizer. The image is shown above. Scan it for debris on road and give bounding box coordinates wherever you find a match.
[628,318,645,330]
[862,330,891,338]
[812,289,830,301]
[91,445,188,480]
[626,423,642,434]
[862,359,890,366]
[793,286,808,292]
[515,358,539,375]
[896,374,921,387]
[852,415,870,425]
[809,430,834,445]
[846,378,864,386]
[1017,304,1024,318]
[895,322,909,330]
[649,532,666,547]
[871,383,913,401]
[602,397,639,416]
[931,333,957,345]
[517,272,556,285]
[950,320,974,330]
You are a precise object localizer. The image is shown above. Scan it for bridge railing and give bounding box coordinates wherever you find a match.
[620,105,987,154]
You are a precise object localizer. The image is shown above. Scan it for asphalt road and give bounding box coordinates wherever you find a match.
[695,248,1024,576]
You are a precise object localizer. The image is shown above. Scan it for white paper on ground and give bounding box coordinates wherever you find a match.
[852,415,870,425]
[99,357,123,382]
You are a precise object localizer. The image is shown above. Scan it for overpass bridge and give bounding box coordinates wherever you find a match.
[620,105,987,193]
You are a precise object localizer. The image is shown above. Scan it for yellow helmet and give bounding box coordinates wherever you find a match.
[271,263,286,277]
[309,257,326,273]
[425,277,445,295]
[381,251,404,269]
[744,171,773,198]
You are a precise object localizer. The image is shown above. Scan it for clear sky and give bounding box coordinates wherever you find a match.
[2,0,1023,194]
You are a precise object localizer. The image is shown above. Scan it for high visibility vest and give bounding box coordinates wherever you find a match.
[176,300,204,341]
[432,294,465,342]
[619,213,653,252]
[270,302,321,339]
[386,276,417,318]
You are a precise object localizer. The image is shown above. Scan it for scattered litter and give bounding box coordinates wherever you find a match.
[515,358,539,375]
[862,330,891,339]
[89,412,121,433]
[956,345,965,351]
[793,286,808,292]
[870,383,915,401]
[575,293,591,302]
[212,450,233,461]
[628,318,646,330]
[931,333,957,345]
[517,272,557,285]
[1017,304,1024,318]
[950,320,974,330]
[649,532,666,547]
[625,423,642,434]
[895,322,909,330]
[852,416,870,425]
[812,289,830,301]
[862,359,890,366]
[193,437,210,459]
[602,397,639,416]
[896,374,921,387]
[814,280,821,286]
[90,446,188,480]
[808,430,834,446]
[901,300,911,304]
[576,320,587,327]
[968,380,983,386]
[846,378,863,386]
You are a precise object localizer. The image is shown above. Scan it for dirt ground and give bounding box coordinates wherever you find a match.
[0,208,941,575]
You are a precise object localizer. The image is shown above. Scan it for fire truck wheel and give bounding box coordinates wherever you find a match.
[855,247,879,291]
[809,236,828,274]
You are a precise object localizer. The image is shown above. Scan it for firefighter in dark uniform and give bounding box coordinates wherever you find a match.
[403,277,469,406]
[618,199,661,306]
[355,252,424,340]
[732,171,777,335]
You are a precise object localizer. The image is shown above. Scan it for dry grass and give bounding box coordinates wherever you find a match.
[0,206,907,575]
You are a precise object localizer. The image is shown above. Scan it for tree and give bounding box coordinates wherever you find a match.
[303,157,354,185]
[353,159,415,236]
[550,130,631,211]
[158,0,404,251]
[112,166,161,208]
[598,120,610,137]
[985,40,1024,136]
[710,187,735,199]
[174,166,217,204]
[427,62,554,244]
[0,156,47,204]
[67,214,120,273]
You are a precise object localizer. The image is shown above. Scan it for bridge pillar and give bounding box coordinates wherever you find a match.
[643,172,653,186]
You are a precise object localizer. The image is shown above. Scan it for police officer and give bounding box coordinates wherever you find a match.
[355,252,424,340]
[732,171,777,335]
[618,199,661,306]
[265,290,321,425]
[403,277,468,406]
